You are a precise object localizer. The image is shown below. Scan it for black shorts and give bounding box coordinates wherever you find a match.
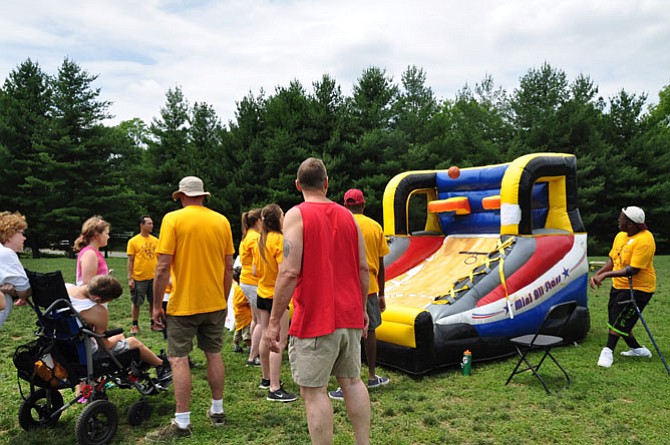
[257,295,273,312]
[607,287,652,336]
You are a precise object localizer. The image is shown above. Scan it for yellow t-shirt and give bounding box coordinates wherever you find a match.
[126,234,159,281]
[255,231,283,299]
[610,230,656,293]
[233,283,252,330]
[238,229,260,286]
[157,205,235,316]
[353,213,390,295]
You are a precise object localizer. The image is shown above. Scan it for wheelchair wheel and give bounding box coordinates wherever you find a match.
[126,399,152,426]
[18,388,64,430]
[75,400,118,445]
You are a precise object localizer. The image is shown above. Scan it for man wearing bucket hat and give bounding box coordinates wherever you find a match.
[147,176,235,441]
[590,206,656,368]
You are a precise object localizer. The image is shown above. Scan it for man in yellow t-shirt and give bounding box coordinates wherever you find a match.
[590,206,656,368]
[147,176,234,441]
[330,188,390,402]
[126,215,158,334]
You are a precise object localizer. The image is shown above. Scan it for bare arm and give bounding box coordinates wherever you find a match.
[590,256,640,289]
[79,250,99,285]
[377,257,386,312]
[80,305,121,350]
[126,254,135,290]
[152,254,172,328]
[266,207,303,352]
[0,283,32,301]
[224,254,234,303]
[357,225,370,333]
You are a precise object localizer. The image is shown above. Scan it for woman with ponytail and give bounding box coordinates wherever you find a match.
[73,216,110,286]
[254,204,297,403]
[239,208,262,366]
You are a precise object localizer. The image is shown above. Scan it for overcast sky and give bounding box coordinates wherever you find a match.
[2,0,668,126]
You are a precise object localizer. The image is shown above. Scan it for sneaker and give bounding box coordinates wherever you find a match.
[328,387,344,401]
[368,375,390,388]
[621,346,652,358]
[259,378,271,389]
[156,357,172,382]
[267,387,298,403]
[144,419,192,442]
[233,344,244,353]
[246,357,261,367]
[130,325,139,335]
[207,410,226,427]
[597,347,614,368]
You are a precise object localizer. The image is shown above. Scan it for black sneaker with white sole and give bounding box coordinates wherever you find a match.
[267,387,298,402]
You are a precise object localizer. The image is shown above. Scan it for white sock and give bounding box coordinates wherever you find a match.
[174,412,190,428]
[210,399,224,414]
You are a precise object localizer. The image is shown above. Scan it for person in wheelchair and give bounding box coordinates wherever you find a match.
[68,274,171,381]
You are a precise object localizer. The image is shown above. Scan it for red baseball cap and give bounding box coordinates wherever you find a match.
[344,189,365,205]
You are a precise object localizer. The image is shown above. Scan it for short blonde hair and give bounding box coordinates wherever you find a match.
[0,211,27,244]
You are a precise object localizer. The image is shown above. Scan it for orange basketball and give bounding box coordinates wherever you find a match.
[448,166,460,179]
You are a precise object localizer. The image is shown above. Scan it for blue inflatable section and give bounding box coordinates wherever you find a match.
[435,164,551,235]
[473,275,588,338]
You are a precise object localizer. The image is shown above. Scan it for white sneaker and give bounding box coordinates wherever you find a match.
[621,346,652,358]
[597,347,614,368]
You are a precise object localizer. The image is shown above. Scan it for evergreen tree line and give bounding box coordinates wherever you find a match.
[1,59,669,257]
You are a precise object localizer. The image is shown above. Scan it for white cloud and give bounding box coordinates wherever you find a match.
[1,0,668,126]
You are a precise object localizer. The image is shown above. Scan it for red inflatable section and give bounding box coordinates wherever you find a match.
[476,235,574,307]
[385,236,444,281]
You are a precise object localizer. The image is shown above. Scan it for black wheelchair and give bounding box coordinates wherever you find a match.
[13,270,171,445]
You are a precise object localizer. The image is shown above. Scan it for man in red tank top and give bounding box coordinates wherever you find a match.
[265,157,371,445]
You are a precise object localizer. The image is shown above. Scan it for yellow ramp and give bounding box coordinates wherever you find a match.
[385,235,499,309]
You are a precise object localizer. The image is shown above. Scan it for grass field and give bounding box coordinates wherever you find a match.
[1,255,669,445]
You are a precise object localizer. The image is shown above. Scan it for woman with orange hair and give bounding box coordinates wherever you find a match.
[0,211,31,327]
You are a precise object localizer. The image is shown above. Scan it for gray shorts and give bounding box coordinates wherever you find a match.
[289,328,362,387]
[367,293,382,331]
[166,309,227,356]
[240,283,258,307]
[130,279,153,306]
[93,339,130,360]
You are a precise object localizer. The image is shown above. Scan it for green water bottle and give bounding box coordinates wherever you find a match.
[462,349,472,376]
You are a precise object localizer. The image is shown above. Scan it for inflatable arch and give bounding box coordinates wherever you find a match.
[376,153,590,374]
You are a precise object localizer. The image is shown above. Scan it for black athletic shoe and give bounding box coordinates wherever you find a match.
[246,357,261,367]
[259,378,271,389]
[156,356,172,381]
[267,387,298,403]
